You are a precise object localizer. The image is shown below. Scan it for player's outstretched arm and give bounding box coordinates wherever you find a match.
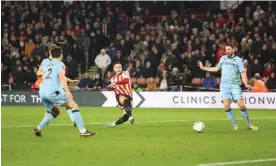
[197,61,220,72]
[37,66,43,77]
[107,78,129,88]
[238,58,251,89]
[115,71,130,85]
[66,77,79,83]
[241,72,251,89]
[115,77,130,85]
[59,71,72,99]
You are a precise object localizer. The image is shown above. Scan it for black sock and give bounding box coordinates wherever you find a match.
[115,114,130,125]
[123,99,132,116]
[47,110,58,118]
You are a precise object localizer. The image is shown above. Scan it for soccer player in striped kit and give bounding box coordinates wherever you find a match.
[105,62,135,127]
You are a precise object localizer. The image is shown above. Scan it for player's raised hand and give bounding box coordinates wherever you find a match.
[107,82,116,88]
[197,61,204,69]
[245,84,252,89]
[72,80,79,83]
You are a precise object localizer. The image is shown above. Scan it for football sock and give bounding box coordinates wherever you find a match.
[241,109,251,126]
[115,114,130,125]
[66,108,74,122]
[37,111,55,130]
[71,110,86,133]
[225,109,237,125]
[123,99,132,116]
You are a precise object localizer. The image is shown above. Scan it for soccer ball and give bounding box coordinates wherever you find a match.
[193,121,205,133]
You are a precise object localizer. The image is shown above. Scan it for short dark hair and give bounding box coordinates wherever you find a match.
[48,44,58,52]
[49,44,62,58]
[225,44,234,48]
[113,62,121,68]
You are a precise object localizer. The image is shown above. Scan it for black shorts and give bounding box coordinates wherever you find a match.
[116,94,133,106]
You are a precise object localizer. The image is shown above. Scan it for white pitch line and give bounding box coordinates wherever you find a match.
[2,117,276,128]
[198,158,276,166]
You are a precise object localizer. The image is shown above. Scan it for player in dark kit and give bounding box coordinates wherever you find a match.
[105,62,135,127]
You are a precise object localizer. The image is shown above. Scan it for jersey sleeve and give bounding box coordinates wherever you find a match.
[41,59,46,67]
[57,62,66,73]
[216,56,224,69]
[237,58,244,73]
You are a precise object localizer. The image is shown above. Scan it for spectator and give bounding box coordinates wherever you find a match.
[157,61,166,76]
[11,47,20,59]
[108,45,117,61]
[266,72,276,90]
[263,63,273,79]
[26,67,37,85]
[113,50,125,65]
[176,74,186,88]
[183,67,192,85]
[132,66,144,78]
[1,64,9,84]
[167,49,178,68]
[159,70,169,91]
[203,72,217,89]
[32,43,44,57]
[133,82,143,92]
[253,5,264,21]
[65,55,78,79]
[78,73,93,89]
[190,49,205,78]
[78,30,91,72]
[271,43,276,62]
[244,59,251,80]
[143,62,155,78]
[93,73,103,90]
[8,73,14,86]
[250,73,268,92]
[25,39,35,57]
[260,45,270,65]
[146,77,157,91]
[103,71,112,88]
[169,67,179,91]
[251,58,263,76]
[29,57,37,69]
[14,66,27,89]
[95,49,111,75]
[71,44,84,71]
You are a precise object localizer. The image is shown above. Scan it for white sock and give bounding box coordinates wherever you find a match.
[80,129,86,134]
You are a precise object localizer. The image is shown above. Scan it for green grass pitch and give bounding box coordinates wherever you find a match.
[2,106,276,166]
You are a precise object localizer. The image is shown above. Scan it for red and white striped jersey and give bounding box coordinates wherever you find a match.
[111,71,132,97]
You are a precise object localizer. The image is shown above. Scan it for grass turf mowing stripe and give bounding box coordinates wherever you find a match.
[2,117,276,128]
[199,158,276,166]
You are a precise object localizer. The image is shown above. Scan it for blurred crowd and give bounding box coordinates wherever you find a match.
[1,1,276,91]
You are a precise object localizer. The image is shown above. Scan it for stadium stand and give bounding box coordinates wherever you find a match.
[1,1,276,91]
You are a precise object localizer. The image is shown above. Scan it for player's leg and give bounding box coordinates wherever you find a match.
[65,107,76,127]
[106,95,133,127]
[118,103,134,124]
[233,87,259,130]
[63,99,96,137]
[116,95,132,124]
[127,98,135,124]
[119,96,135,124]
[222,99,238,130]
[221,85,238,130]
[33,95,60,137]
